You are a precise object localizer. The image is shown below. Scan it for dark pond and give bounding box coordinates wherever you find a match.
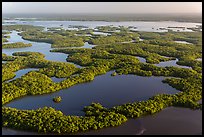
[5,71,179,116]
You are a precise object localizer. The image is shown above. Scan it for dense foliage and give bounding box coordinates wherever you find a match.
[2,25,202,134]
[3,42,32,49]
[53,96,62,103]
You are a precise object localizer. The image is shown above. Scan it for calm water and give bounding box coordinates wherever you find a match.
[155,58,191,69]
[2,31,68,63]
[5,71,179,116]
[174,40,192,44]
[2,107,202,135]
[2,21,201,135]
[5,68,39,82]
[138,37,144,41]
[92,31,110,36]
[75,107,202,135]
[3,20,201,32]
[2,31,92,68]
[136,56,146,63]
[135,56,191,69]
[3,28,190,116]
[51,77,66,83]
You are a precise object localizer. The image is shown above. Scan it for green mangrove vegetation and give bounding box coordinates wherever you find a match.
[3,42,32,49]
[2,31,11,43]
[19,29,86,48]
[53,96,62,103]
[2,24,202,134]
[2,25,44,32]
[111,72,117,76]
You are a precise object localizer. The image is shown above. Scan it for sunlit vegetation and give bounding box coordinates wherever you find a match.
[2,25,44,32]
[2,38,8,43]
[3,42,32,49]
[53,96,62,103]
[2,25,202,134]
[2,106,127,134]
[68,25,89,29]
[88,32,135,45]
[2,31,11,43]
[20,30,85,48]
[47,27,63,31]
[95,25,120,32]
[111,72,117,76]
[2,53,19,61]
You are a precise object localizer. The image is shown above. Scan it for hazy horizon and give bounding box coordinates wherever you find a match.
[3,2,202,14]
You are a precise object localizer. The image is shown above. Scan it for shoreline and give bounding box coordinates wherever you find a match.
[3,107,201,135]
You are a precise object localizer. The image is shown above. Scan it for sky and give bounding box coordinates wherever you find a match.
[2,2,202,14]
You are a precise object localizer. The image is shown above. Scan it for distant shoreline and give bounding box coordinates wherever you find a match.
[2,13,202,23]
[2,18,202,24]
